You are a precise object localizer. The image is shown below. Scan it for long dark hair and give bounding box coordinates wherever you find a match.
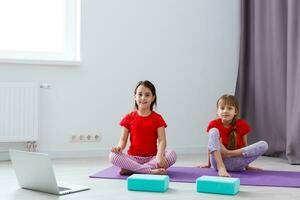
[134,80,157,111]
[217,94,240,150]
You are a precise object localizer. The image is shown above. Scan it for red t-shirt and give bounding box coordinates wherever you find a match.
[206,118,251,149]
[120,111,167,156]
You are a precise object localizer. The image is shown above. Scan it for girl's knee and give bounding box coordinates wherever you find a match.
[208,128,221,152]
[170,150,177,162]
[242,141,268,157]
[258,141,268,152]
[166,150,177,165]
[108,152,118,163]
[208,128,220,137]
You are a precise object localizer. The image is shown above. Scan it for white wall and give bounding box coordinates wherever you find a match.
[0,0,240,159]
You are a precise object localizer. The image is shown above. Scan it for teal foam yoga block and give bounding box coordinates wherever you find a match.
[196,176,240,195]
[127,174,169,192]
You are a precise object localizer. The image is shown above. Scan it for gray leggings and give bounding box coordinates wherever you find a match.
[208,128,268,171]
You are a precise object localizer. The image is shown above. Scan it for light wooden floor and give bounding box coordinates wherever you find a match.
[1,154,300,200]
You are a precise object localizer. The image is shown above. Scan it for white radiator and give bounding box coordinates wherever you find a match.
[0,82,39,142]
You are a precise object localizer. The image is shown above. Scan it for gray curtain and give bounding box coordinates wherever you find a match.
[235,0,300,164]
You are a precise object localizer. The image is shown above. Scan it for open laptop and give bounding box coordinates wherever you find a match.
[9,149,90,195]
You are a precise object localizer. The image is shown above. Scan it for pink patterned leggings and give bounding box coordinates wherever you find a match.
[109,150,177,174]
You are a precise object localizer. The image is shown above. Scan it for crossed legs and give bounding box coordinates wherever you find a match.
[208,128,268,176]
[109,150,177,175]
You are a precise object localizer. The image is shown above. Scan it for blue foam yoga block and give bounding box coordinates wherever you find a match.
[127,174,169,192]
[196,175,240,195]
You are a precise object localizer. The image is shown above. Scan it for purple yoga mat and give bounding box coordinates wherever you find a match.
[89,166,300,188]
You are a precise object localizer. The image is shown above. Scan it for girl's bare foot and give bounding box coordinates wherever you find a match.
[119,168,134,175]
[245,165,262,170]
[218,167,230,177]
[150,168,167,175]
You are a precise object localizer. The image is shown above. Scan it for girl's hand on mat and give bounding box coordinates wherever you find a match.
[156,156,168,169]
[111,146,122,153]
[196,163,211,168]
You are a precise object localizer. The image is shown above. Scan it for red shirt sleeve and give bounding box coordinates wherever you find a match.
[206,119,218,133]
[119,113,131,129]
[155,113,167,128]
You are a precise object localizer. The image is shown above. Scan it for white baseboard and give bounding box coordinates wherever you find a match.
[42,145,207,158]
[42,148,111,158]
[0,145,207,160]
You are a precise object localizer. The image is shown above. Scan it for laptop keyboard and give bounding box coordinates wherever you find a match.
[58,186,71,191]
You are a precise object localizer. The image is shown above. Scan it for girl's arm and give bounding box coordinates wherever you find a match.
[196,149,211,168]
[111,127,129,153]
[156,127,168,168]
[242,135,248,146]
[206,149,211,167]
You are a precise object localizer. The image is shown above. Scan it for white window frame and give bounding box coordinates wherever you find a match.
[0,0,81,66]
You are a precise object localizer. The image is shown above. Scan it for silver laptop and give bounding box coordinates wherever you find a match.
[9,149,90,195]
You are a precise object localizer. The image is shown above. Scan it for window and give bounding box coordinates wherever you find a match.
[0,0,81,65]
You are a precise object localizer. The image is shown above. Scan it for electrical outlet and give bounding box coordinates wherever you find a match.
[71,135,79,142]
[86,134,92,141]
[89,133,101,142]
[79,135,84,140]
[70,133,101,143]
[94,134,100,141]
[71,135,76,141]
